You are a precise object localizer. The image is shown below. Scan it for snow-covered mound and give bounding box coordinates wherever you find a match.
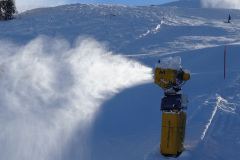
[0,1,240,160]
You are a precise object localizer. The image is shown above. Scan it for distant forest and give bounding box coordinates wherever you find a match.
[0,0,16,20]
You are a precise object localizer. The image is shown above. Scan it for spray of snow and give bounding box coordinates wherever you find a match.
[201,0,240,9]
[0,36,153,160]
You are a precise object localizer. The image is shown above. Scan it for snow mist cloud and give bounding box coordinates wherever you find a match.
[0,36,152,160]
[201,0,240,9]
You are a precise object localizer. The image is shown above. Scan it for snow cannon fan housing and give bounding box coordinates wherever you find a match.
[154,57,190,92]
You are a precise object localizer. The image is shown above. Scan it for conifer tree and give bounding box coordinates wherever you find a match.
[0,0,16,20]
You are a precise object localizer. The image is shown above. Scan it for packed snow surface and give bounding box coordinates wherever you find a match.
[0,1,240,160]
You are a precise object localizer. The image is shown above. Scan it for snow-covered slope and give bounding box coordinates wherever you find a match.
[0,1,240,160]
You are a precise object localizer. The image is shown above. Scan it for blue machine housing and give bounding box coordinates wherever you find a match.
[161,94,188,111]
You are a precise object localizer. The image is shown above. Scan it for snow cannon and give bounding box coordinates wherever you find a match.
[154,56,190,157]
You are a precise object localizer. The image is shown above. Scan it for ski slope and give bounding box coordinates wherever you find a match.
[0,0,240,160]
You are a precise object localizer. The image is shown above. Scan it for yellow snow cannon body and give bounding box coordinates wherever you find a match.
[154,67,190,92]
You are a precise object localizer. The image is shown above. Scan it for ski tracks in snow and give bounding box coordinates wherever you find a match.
[187,75,240,159]
[201,94,232,140]
[137,22,163,39]
[201,77,240,140]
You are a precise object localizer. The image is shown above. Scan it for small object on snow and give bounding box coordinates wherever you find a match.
[228,15,231,23]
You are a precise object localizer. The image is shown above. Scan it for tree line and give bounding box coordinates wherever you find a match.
[0,0,16,20]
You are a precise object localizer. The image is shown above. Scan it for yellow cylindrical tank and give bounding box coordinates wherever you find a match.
[160,111,187,157]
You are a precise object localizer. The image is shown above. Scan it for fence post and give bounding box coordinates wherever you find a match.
[224,46,226,79]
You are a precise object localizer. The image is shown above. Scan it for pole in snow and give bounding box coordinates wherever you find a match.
[163,12,165,21]
[224,46,226,79]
